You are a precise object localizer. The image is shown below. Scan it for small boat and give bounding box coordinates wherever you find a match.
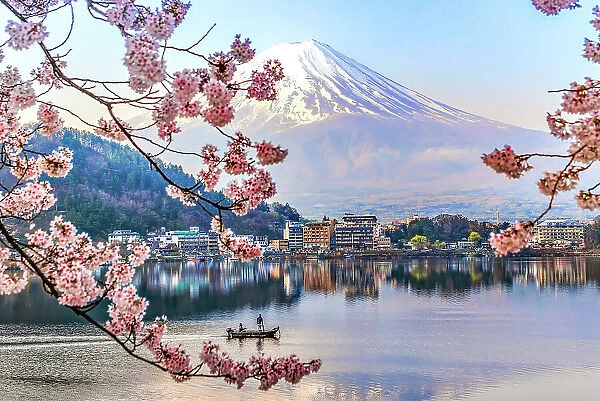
[226,326,280,339]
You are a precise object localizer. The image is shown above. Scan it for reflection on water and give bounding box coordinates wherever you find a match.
[2,257,600,324]
[2,257,600,401]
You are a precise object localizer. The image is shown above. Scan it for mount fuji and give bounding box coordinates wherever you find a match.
[179,40,579,221]
[231,40,498,132]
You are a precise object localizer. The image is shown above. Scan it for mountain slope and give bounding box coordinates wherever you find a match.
[179,40,576,221]
[17,130,301,240]
[231,40,499,132]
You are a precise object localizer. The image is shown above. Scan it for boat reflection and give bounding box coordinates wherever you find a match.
[2,257,600,324]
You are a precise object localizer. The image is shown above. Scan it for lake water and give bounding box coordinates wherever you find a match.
[2,257,600,400]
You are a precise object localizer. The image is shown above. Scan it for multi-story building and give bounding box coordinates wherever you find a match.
[375,236,391,250]
[284,221,303,251]
[335,225,375,251]
[147,227,220,254]
[108,229,142,245]
[269,239,289,251]
[303,220,335,251]
[406,213,422,225]
[198,231,220,253]
[255,235,269,248]
[171,229,202,252]
[535,219,585,247]
[335,213,381,251]
[342,213,378,226]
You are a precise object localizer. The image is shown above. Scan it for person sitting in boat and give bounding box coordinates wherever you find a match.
[256,314,264,332]
[238,323,245,332]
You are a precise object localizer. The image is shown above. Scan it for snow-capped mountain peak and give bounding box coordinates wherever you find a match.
[175,40,557,220]
[232,39,490,132]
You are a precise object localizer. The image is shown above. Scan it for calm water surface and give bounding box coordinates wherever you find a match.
[2,257,600,400]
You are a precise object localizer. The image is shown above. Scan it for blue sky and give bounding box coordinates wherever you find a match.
[171,0,598,131]
[5,0,597,131]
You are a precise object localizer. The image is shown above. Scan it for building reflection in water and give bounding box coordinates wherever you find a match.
[298,256,597,298]
[301,259,394,299]
[3,256,600,324]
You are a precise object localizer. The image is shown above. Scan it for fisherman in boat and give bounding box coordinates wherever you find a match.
[238,323,245,332]
[256,314,264,332]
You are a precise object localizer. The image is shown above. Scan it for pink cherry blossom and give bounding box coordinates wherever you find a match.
[39,147,73,178]
[208,52,236,82]
[124,33,166,87]
[141,317,166,352]
[9,82,36,110]
[210,216,263,260]
[95,117,129,141]
[203,79,232,108]
[145,12,176,40]
[0,249,28,295]
[10,156,41,181]
[25,229,52,249]
[165,185,196,206]
[0,180,56,218]
[537,169,579,196]
[49,216,77,245]
[224,134,253,175]
[106,285,148,335]
[156,119,181,141]
[254,141,288,165]
[37,104,63,136]
[592,6,600,31]
[180,101,202,118]
[31,59,66,88]
[203,106,234,127]
[561,79,600,114]
[230,34,255,63]
[127,243,149,267]
[0,263,29,295]
[532,0,580,15]
[105,262,135,286]
[106,0,139,30]
[248,353,321,391]
[583,39,600,63]
[5,20,48,50]
[172,69,200,103]
[489,221,534,256]
[160,0,190,27]
[546,111,570,140]
[155,345,192,382]
[481,145,532,179]
[575,190,600,210]
[198,168,221,191]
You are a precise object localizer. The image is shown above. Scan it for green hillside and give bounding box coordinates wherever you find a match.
[24,130,300,240]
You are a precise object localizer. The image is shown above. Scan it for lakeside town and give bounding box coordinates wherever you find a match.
[107,212,600,261]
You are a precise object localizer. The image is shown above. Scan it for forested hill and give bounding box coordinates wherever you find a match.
[26,130,301,240]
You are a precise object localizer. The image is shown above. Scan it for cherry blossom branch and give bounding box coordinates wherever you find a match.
[0,0,320,390]
[483,0,600,255]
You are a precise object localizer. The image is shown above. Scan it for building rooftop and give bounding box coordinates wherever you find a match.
[537,219,584,227]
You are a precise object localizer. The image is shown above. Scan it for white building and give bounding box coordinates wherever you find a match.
[535,219,585,247]
[284,221,303,251]
[108,230,141,245]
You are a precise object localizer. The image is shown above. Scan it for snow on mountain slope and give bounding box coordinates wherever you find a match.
[175,40,577,220]
[231,39,499,133]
